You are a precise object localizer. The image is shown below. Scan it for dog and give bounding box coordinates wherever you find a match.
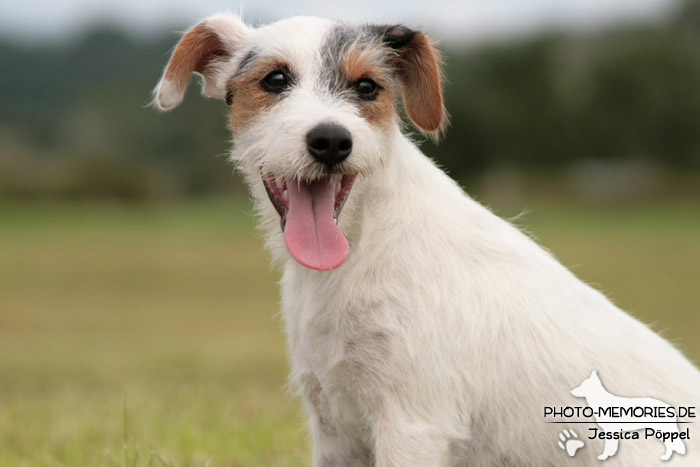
[571,370,687,462]
[153,14,700,466]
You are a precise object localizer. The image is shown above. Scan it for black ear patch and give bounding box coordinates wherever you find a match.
[369,24,417,50]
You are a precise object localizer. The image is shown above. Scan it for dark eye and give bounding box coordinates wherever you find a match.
[355,78,379,99]
[261,69,291,93]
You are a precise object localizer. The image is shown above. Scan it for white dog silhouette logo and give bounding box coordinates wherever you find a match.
[571,370,686,461]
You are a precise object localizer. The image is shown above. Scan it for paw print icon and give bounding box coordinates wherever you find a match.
[558,428,585,457]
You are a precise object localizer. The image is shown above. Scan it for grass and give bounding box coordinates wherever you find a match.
[0,196,698,466]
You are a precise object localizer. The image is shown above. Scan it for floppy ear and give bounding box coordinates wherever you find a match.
[374,25,448,137]
[153,14,249,111]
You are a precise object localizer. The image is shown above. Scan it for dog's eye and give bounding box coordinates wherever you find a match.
[261,69,291,93]
[355,78,379,100]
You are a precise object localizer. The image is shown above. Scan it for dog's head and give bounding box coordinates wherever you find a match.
[571,370,602,398]
[154,14,446,271]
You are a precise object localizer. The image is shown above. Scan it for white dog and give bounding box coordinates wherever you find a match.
[154,14,700,466]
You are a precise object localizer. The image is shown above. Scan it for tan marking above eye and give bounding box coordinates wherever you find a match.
[226,58,295,131]
[338,42,397,126]
[341,41,390,84]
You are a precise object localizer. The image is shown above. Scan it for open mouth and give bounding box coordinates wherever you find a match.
[262,173,356,271]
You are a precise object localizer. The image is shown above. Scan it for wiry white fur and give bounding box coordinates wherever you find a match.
[157,14,700,466]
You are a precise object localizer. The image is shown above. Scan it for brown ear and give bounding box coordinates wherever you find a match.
[154,14,249,110]
[374,25,448,137]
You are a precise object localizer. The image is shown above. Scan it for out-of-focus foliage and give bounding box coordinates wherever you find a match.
[0,28,233,200]
[427,0,700,177]
[1,1,699,200]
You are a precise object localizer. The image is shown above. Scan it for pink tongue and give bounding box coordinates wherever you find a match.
[284,177,349,271]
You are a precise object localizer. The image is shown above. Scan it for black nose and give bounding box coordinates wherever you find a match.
[306,124,352,166]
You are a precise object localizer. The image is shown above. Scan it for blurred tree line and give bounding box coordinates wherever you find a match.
[1,1,699,201]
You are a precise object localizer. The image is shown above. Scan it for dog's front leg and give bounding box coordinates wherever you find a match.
[308,415,369,467]
[341,321,453,466]
[301,374,370,467]
[372,410,451,467]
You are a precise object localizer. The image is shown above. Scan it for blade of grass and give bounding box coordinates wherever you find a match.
[130,444,141,467]
[123,396,130,467]
[105,449,122,467]
[144,439,170,467]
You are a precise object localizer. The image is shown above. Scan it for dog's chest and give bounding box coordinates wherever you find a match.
[281,267,383,437]
[294,310,371,441]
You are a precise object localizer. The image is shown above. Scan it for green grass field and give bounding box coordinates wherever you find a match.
[0,197,698,466]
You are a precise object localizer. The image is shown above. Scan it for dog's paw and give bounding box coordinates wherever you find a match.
[558,429,584,457]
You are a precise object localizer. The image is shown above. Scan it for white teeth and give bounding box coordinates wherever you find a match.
[283,189,288,200]
[335,182,342,194]
[334,217,339,225]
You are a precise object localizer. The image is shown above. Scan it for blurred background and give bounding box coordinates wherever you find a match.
[1,0,699,465]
